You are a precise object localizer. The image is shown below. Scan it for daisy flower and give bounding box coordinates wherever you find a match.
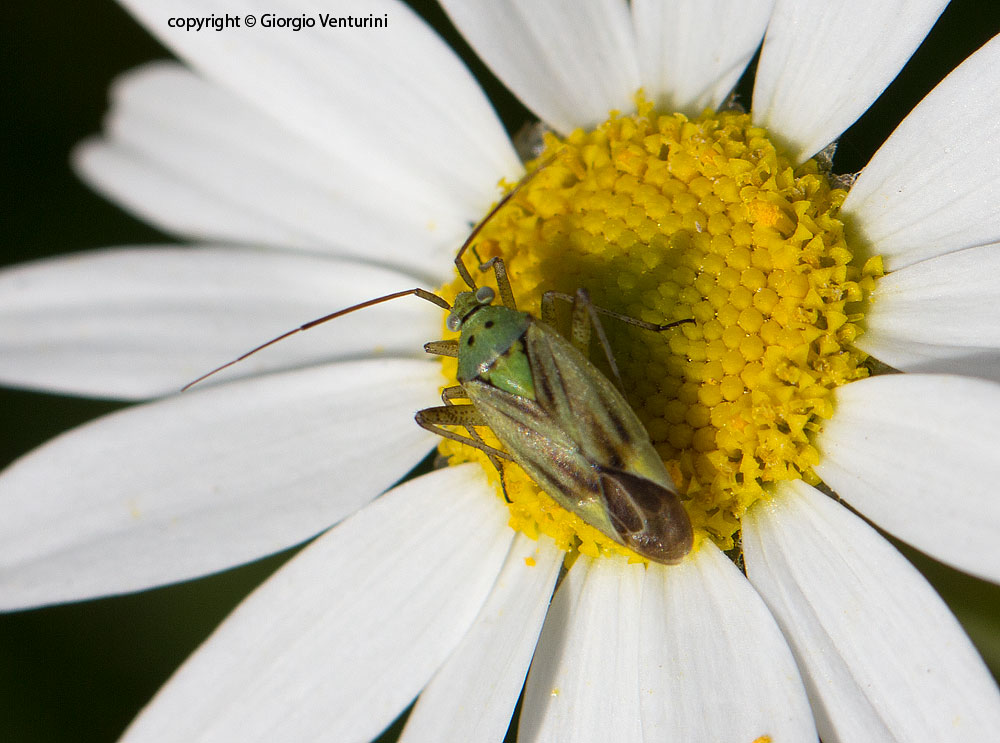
[3,0,1000,741]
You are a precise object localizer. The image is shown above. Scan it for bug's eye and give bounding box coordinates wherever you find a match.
[475,286,495,305]
[446,313,461,332]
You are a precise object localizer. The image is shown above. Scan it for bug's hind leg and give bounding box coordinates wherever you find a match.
[541,288,694,392]
[415,401,514,502]
[416,400,512,468]
[438,386,507,475]
[441,387,516,503]
[541,288,626,389]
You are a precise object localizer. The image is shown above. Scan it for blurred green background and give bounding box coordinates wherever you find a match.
[2,1,999,741]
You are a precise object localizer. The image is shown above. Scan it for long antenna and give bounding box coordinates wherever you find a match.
[183,150,563,391]
[182,288,450,391]
[453,152,561,290]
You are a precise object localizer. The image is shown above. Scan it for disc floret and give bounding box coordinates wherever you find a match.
[438,97,881,559]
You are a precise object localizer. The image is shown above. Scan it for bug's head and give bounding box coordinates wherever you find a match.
[446,285,495,332]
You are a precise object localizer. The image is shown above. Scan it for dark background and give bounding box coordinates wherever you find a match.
[3,1,999,741]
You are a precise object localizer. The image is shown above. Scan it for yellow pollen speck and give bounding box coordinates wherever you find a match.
[435,96,879,560]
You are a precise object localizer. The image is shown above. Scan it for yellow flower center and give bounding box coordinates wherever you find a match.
[437,99,882,561]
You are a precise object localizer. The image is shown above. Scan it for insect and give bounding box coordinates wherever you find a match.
[187,160,694,564]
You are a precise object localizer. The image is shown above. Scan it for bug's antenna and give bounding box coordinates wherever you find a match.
[184,150,564,392]
[182,288,450,391]
[454,151,562,290]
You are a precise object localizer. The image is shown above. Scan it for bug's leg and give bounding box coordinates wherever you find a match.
[433,388,513,502]
[495,465,513,504]
[440,388,501,474]
[415,405,514,463]
[440,385,469,403]
[576,288,625,389]
[543,290,694,334]
[543,289,695,390]
[424,339,459,357]
[542,288,625,389]
[440,386,505,475]
[539,289,561,329]
[480,255,518,311]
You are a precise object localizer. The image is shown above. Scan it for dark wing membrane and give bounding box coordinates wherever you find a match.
[597,466,693,564]
[523,321,675,489]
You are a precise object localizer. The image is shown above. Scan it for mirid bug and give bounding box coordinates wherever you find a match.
[187,161,694,564]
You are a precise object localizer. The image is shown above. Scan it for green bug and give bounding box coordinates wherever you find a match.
[188,163,694,564]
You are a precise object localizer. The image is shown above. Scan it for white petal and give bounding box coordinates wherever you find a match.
[440,0,639,133]
[753,0,948,162]
[117,1,520,222]
[121,464,514,743]
[519,555,644,743]
[857,243,1000,381]
[640,543,817,741]
[0,358,441,609]
[75,140,315,253]
[813,374,1000,584]
[743,480,1000,743]
[399,534,562,743]
[0,246,441,400]
[78,63,481,276]
[631,0,774,115]
[843,34,1000,269]
[858,337,1000,386]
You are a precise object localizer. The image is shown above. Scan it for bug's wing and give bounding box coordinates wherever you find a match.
[524,321,693,561]
[524,322,675,489]
[462,379,613,537]
[597,466,693,564]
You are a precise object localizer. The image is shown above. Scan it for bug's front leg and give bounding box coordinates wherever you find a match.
[424,339,459,357]
[475,254,517,311]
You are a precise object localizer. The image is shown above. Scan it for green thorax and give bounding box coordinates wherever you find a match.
[453,296,534,399]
